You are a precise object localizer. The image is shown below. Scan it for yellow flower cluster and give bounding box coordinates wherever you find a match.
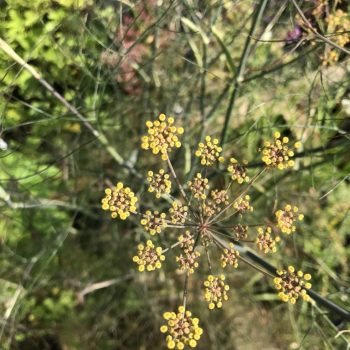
[323,50,339,65]
[187,173,209,200]
[220,243,239,268]
[201,202,216,219]
[141,114,184,160]
[232,224,248,240]
[147,169,172,198]
[177,231,200,274]
[132,240,165,272]
[260,132,301,170]
[210,189,229,206]
[274,266,312,304]
[169,201,188,224]
[200,228,214,247]
[102,123,316,350]
[233,195,253,214]
[275,204,304,234]
[203,274,229,309]
[195,136,224,166]
[140,210,167,235]
[101,182,137,220]
[202,189,229,219]
[323,10,350,65]
[311,0,326,19]
[176,251,200,274]
[227,158,249,184]
[160,306,203,349]
[255,226,280,254]
[178,231,195,250]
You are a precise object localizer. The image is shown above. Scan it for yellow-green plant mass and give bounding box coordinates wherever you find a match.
[101,114,312,349]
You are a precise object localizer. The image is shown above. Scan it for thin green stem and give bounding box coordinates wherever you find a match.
[209,227,254,243]
[205,245,213,274]
[182,231,200,311]
[162,240,183,255]
[167,157,189,203]
[182,271,190,312]
[220,0,268,145]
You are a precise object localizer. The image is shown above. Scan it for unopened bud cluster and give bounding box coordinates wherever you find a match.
[232,224,248,240]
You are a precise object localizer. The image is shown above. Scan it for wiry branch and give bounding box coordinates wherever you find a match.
[290,0,350,56]
[212,233,350,322]
[0,37,141,179]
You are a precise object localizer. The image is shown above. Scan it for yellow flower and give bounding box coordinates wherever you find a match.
[227,158,249,184]
[203,274,229,309]
[140,210,167,235]
[178,231,195,252]
[133,240,165,272]
[147,169,172,198]
[195,136,224,166]
[233,195,253,213]
[187,173,209,200]
[202,189,229,220]
[220,243,239,268]
[324,10,350,65]
[232,224,248,240]
[176,232,200,274]
[274,266,312,304]
[169,200,188,224]
[101,182,137,220]
[255,226,280,253]
[161,306,203,349]
[176,251,200,274]
[260,132,301,170]
[141,113,184,160]
[210,189,229,207]
[275,204,304,234]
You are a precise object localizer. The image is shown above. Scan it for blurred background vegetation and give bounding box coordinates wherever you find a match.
[0,0,349,349]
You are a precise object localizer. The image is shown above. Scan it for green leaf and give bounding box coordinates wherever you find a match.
[212,26,235,74]
[180,17,210,45]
